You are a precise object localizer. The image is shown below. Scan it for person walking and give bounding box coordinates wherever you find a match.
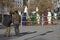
[3,11,12,37]
[12,10,21,36]
[47,9,52,24]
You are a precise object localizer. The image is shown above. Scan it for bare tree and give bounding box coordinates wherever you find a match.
[38,0,53,12]
[0,0,15,24]
[0,0,16,12]
[28,0,53,13]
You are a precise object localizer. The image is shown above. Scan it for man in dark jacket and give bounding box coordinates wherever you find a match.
[12,10,21,36]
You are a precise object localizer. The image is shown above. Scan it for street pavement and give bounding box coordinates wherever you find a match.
[0,21,60,40]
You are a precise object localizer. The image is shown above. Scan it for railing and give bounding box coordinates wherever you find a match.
[0,15,59,27]
[20,15,60,27]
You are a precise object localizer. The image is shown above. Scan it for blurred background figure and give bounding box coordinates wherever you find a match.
[54,10,58,20]
[47,9,52,24]
[36,7,40,24]
[22,6,27,25]
[32,11,37,24]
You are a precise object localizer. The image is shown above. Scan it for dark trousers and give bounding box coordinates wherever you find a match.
[14,25,19,35]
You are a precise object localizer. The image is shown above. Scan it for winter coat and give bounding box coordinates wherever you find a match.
[3,15,12,27]
[12,13,21,26]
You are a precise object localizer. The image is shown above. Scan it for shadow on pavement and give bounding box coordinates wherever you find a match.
[16,31,37,37]
[46,31,53,33]
[0,34,12,40]
[0,31,37,40]
[32,38,47,40]
[40,30,53,36]
[26,38,47,40]
[24,31,53,40]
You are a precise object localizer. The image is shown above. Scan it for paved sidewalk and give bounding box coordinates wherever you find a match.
[0,24,60,40]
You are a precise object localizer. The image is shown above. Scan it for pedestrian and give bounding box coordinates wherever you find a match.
[32,11,37,24]
[22,6,27,25]
[12,10,21,36]
[47,9,52,24]
[3,11,12,37]
[54,12,57,20]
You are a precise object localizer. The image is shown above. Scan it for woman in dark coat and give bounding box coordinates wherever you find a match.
[3,11,12,37]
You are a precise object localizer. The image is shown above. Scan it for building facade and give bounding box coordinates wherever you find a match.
[52,0,60,9]
[14,0,23,8]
